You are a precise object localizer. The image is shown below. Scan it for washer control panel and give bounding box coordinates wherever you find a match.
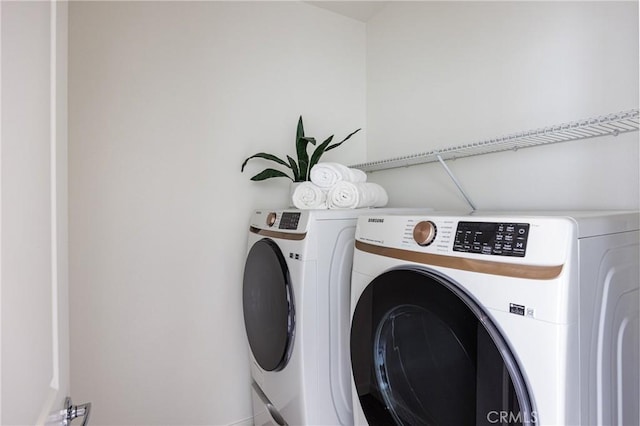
[453,221,530,257]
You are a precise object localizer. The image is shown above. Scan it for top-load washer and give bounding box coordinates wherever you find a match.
[242,208,430,426]
[349,211,639,426]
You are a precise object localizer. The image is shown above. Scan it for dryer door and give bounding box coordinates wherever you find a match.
[243,238,295,372]
[350,268,536,426]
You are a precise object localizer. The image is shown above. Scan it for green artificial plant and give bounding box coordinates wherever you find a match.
[241,116,361,182]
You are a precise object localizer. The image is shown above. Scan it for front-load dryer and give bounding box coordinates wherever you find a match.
[243,208,431,426]
[349,211,639,426]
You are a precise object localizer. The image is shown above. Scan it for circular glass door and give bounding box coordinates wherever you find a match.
[350,268,536,426]
[243,238,295,372]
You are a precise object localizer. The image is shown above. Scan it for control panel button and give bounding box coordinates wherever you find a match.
[413,221,437,246]
[454,221,530,257]
[266,212,277,227]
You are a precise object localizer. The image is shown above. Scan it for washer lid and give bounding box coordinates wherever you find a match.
[242,239,295,372]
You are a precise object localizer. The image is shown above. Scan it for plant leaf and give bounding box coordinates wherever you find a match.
[299,136,316,146]
[250,168,293,181]
[325,128,361,152]
[286,155,300,181]
[308,135,334,174]
[296,116,305,142]
[298,137,317,180]
[241,152,290,172]
[296,117,314,181]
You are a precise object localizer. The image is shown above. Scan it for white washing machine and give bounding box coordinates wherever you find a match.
[349,211,639,426]
[243,208,431,426]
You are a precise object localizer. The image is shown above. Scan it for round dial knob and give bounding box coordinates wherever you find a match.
[413,221,437,246]
[266,212,277,227]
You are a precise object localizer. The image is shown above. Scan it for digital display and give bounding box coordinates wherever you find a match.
[453,221,530,257]
[279,212,301,230]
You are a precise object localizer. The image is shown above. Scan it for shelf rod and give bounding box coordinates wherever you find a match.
[436,153,477,211]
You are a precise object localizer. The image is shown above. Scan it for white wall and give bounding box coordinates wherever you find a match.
[68,2,365,425]
[366,2,639,210]
[1,1,70,424]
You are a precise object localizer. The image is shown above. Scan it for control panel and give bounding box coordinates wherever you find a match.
[275,212,301,230]
[453,221,530,257]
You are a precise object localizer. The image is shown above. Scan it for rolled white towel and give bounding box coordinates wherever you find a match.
[310,162,367,189]
[292,181,328,210]
[327,182,388,209]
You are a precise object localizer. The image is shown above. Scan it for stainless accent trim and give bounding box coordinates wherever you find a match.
[250,226,306,241]
[355,240,563,280]
[251,381,288,426]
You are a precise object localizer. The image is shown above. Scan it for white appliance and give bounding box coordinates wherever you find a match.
[243,208,431,426]
[349,211,639,426]
[243,209,357,426]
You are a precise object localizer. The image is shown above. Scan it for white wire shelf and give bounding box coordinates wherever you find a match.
[350,109,639,172]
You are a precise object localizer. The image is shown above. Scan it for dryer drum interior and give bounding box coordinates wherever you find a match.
[351,268,536,426]
[243,238,295,372]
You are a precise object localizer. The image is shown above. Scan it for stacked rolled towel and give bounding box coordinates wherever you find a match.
[292,162,388,210]
[292,181,328,210]
[309,162,367,189]
[326,181,389,209]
